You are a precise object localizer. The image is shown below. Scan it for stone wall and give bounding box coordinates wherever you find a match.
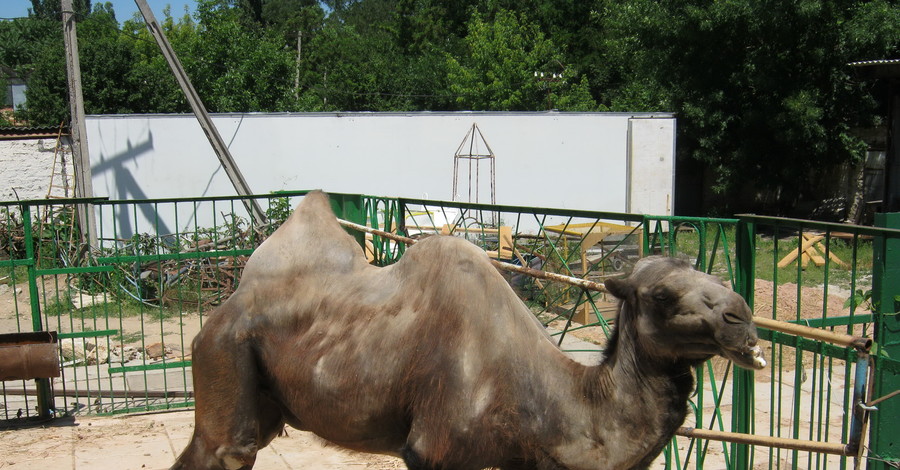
[0,137,74,202]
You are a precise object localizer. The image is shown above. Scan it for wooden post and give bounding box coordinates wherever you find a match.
[62,0,98,249]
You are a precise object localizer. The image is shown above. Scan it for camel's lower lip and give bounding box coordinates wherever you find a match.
[725,345,767,370]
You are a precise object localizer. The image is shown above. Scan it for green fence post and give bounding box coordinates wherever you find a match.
[870,213,900,469]
[732,217,757,469]
[329,193,366,248]
[21,204,54,418]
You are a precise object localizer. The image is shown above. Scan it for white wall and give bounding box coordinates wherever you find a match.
[86,112,675,236]
[0,137,75,202]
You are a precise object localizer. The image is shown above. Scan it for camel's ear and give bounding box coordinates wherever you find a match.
[604,277,634,300]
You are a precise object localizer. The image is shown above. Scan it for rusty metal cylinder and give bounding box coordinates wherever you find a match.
[0,331,61,381]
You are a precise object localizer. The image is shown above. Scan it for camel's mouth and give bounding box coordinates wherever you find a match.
[722,345,767,370]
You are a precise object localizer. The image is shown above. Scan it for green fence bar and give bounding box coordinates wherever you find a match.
[731,218,757,468]
[870,212,900,469]
[19,204,54,419]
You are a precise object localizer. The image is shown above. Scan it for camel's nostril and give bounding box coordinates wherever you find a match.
[723,312,743,324]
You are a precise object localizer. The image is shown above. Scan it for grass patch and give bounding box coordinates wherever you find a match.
[0,265,27,285]
[755,235,874,289]
[658,225,874,291]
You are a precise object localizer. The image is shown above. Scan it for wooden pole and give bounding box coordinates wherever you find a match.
[752,316,872,351]
[134,0,266,226]
[62,0,98,249]
[676,427,851,456]
[336,217,875,352]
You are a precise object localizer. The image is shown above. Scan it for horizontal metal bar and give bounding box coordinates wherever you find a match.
[0,197,109,207]
[645,215,739,224]
[57,330,118,339]
[874,355,900,374]
[3,387,192,399]
[786,314,875,329]
[106,400,194,415]
[754,316,872,351]
[737,214,900,238]
[676,427,851,456]
[96,249,253,265]
[107,360,191,374]
[35,265,115,276]
[99,190,310,206]
[399,197,646,223]
[759,330,854,361]
[0,258,33,268]
[337,218,610,293]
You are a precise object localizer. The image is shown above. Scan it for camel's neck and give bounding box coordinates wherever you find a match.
[561,305,696,468]
[598,311,695,393]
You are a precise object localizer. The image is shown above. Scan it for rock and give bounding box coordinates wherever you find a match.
[143,342,175,360]
[110,346,141,364]
[59,338,109,365]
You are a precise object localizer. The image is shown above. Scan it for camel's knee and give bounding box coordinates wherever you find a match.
[402,445,450,470]
[215,443,259,470]
[170,434,259,470]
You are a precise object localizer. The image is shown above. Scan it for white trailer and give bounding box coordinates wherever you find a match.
[86,111,675,236]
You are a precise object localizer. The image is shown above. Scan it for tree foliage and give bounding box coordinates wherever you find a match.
[0,0,896,214]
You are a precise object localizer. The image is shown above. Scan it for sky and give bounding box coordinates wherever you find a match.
[0,1,198,23]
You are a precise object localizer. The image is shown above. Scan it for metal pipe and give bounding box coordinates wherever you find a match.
[846,352,870,455]
[751,316,872,351]
[676,427,852,456]
[336,218,609,293]
[4,387,192,399]
[338,218,875,350]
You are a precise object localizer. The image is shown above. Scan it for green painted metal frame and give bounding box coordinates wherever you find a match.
[870,213,900,469]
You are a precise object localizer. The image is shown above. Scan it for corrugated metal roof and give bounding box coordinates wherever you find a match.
[849,59,900,79]
[0,125,68,140]
[849,59,900,67]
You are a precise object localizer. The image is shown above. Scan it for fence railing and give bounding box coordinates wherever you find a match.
[0,192,898,469]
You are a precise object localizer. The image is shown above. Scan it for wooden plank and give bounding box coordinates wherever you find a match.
[777,234,824,268]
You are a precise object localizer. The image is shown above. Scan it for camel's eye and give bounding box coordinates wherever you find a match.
[651,289,672,303]
[723,312,744,324]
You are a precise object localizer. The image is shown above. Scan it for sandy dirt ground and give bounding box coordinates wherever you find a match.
[0,411,407,470]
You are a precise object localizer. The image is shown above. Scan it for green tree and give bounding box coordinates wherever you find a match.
[446,9,595,111]
[186,0,298,111]
[29,0,92,21]
[597,0,899,214]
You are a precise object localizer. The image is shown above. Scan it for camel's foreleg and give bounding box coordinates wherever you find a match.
[170,315,284,470]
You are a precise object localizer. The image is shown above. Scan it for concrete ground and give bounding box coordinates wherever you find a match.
[0,410,407,470]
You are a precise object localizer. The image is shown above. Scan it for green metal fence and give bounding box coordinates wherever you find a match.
[1,192,898,469]
[0,192,310,417]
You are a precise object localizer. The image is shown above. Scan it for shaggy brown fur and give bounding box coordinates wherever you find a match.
[171,191,765,470]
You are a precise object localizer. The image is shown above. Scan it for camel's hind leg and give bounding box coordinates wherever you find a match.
[170,316,284,470]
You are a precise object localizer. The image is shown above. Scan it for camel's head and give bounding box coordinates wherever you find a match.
[604,256,766,370]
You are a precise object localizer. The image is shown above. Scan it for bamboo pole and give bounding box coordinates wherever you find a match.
[751,316,872,351]
[676,427,851,456]
[337,218,872,351]
[337,219,607,293]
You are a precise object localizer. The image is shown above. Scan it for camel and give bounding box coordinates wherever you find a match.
[171,191,766,470]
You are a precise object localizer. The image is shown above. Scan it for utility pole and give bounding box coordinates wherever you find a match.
[62,0,98,249]
[134,0,267,225]
[294,30,302,99]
